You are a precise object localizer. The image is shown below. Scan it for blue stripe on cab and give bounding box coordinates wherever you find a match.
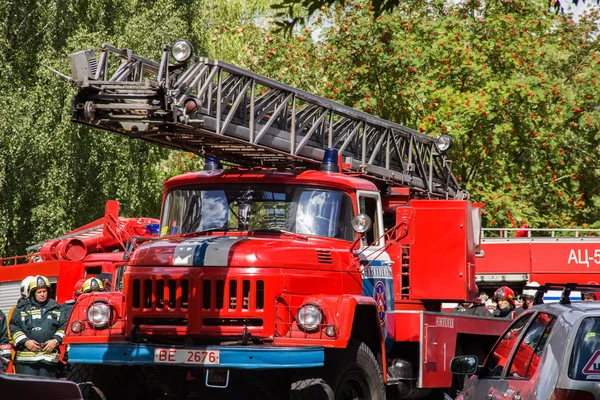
[193,240,210,266]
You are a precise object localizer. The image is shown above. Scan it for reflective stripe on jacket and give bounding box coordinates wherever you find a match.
[15,350,60,363]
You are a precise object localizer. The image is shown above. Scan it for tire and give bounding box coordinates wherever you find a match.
[327,339,385,400]
[290,378,335,400]
[65,364,107,400]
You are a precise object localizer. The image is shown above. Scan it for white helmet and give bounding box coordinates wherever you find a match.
[20,276,35,298]
[522,281,541,298]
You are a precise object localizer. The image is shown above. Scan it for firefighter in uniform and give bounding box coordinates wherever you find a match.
[0,310,11,372]
[9,275,65,377]
[493,286,516,319]
[6,276,35,373]
[60,278,105,335]
[515,281,541,316]
[7,276,35,341]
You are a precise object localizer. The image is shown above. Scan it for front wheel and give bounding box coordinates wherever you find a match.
[65,364,108,400]
[326,339,385,400]
[290,378,334,400]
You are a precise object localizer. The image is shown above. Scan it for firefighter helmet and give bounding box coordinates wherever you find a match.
[81,277,105,293]
[20,276,35,298]
[73,279,86,298]
[522,281,541,298]
[28,275,51,296]
[581,281,600,301]
[494,286,515,305]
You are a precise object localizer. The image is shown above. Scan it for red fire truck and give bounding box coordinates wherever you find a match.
[477,227,600,301]
[59,41,511,399]
[0,201,158,314]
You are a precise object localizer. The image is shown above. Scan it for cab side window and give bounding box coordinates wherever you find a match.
[480,314,533,378]
[358,194,381,246]
[507,313,556,379]
[115,265,126,292]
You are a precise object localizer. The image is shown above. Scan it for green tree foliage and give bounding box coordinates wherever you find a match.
[0,0,273,256]
[271,0,600,33]
[232,0,600,229]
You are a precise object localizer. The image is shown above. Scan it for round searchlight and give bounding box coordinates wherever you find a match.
[171,39,194,63]
[352,214,372,234]
[436,134,454,153]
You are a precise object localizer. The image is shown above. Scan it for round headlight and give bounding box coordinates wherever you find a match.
[87,302,111,328]
[436,134,454,153]
[352,214,372,234]
[71,321,84,334]
[297,304,323,332]
[171,39,194,63]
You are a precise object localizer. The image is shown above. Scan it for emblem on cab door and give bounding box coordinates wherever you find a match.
[374,280,387,325]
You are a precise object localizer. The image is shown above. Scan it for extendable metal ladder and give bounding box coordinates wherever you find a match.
[68,44,465,199]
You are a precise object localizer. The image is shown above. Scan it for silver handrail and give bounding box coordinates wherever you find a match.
[482,228,600,238]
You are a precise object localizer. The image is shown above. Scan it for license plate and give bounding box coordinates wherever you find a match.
[154,348,220,365]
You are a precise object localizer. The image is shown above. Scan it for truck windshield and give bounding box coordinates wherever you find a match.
[160,185,355,241]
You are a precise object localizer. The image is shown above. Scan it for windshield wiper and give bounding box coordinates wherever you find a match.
[183,226,229,237]
[249,228,307,239]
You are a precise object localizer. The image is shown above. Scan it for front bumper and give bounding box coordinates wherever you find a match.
[66,343,324,369]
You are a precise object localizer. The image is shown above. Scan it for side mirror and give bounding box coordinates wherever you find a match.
[450,355,478,375]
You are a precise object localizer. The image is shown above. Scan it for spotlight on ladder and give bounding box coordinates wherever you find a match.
[171,39,194,63]
[204,157,222,171]
[320,148,340,173]
[436,134,454,154]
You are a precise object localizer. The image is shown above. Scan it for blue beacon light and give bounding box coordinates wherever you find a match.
[320,148,340,173]
[145,223,160,236]
[204,157,223,171]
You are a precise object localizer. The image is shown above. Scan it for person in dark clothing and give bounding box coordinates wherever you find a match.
[9,275,65,377]
[515,281,541,316]
[493,286,516,319]
[450,302,491,317]
[7,276,35,342]
[0,310,11,372]
[581,281,600,301]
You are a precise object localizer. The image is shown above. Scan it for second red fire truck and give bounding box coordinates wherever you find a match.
[477,227,600,301]
[0,201,158,314]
